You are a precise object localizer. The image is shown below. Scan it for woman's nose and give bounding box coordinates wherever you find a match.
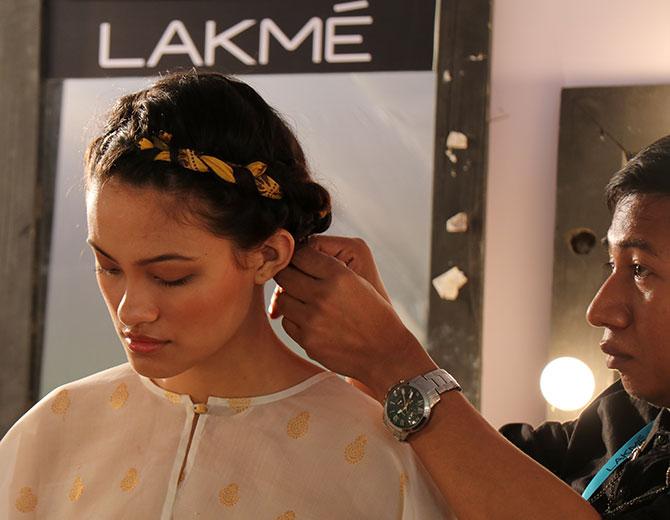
[117,288,159,328]
[586,274,631,330]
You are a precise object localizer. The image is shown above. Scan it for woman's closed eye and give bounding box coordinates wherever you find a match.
[95,266,121,276]
[95,265,193,288]
[154,275,193,288]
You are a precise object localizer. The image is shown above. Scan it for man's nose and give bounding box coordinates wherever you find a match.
[117,287,159,328]
[586,273,631,330]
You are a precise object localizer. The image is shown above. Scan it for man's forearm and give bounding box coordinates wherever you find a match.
[273,240,602,518]
[411,392,600,519]
[364,337,601,520]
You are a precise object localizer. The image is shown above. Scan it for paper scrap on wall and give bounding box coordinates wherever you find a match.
[432,266,468,300]
[446,131,468,150]
[446,212,468,233]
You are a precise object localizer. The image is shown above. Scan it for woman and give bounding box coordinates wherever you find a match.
[1,72,451,518]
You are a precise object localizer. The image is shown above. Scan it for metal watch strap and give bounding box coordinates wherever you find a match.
[382,368,461,441]
[408,368,461,407]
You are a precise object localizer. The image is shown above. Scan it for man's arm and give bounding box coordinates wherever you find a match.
[272,237,600,520]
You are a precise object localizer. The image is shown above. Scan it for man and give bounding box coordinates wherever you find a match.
[270,135,670,518]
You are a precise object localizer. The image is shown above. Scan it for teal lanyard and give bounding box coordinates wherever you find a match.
[582,421,654,501]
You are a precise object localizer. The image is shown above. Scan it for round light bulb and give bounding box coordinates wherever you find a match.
[540,357,595,411]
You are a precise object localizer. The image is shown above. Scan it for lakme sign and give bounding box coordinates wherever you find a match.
[46,0,436,77]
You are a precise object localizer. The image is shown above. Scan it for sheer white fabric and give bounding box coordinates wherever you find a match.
[1,364,453,519]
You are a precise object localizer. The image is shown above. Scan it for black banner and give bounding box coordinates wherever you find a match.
[45,0,436,78]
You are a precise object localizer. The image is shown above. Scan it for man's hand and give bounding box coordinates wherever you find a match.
[271,237,602,520]
[271,236,436,400]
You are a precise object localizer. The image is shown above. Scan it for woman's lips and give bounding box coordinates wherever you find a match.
[124,335,169,354]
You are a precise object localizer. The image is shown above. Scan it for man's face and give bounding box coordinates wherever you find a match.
[587,193,670,407]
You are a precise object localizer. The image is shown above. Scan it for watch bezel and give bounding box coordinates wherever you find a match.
[383,381,432,438]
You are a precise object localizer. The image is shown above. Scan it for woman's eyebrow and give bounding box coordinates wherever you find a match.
[86,239,198,265]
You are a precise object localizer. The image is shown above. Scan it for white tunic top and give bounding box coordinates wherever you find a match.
[1,363,452,519]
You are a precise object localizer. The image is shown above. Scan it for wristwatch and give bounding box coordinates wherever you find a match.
[383,368,461,441]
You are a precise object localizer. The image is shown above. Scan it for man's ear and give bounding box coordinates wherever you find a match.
[252,229,295,285]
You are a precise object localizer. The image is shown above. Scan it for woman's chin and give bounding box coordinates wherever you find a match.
[126,354,183,380]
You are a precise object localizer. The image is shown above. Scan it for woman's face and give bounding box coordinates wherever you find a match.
[86,178,259,379]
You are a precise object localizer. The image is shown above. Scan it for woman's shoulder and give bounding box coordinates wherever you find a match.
[2,363,136,440]
[37,363,137,410]
[303,371,382,409]
[291,371,398,442]
[46,362,135,392]
[274,372,452,517]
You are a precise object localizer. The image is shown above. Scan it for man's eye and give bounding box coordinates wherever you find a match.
[632,264,650,279]
[602,261,614,278]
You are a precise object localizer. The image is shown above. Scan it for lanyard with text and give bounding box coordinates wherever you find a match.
[581,421,654,501]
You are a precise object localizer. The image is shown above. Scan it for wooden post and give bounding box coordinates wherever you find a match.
[0,0,42,436]
[428,0,492,407]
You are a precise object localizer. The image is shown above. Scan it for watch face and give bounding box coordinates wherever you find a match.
[385,384,426,430]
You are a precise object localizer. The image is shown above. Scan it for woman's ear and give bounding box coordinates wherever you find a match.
[252,229,295,285]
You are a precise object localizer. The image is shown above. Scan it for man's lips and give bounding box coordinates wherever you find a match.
[600,341,634,369]
[123,334,169,354]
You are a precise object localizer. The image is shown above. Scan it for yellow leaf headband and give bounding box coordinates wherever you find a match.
[137,131,282,200]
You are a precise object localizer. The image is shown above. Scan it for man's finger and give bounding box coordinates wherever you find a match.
[307,235,350,259]
[268,284,283,318]
[272,290,308,324]
[281,316,303,346]
[290,244,345,280]
[274,265,319,303]
[305,236,376,280]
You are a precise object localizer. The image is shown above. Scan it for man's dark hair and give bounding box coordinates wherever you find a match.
[606,134,670,211]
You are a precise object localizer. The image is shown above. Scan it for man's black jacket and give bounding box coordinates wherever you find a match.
[500,381,670,518]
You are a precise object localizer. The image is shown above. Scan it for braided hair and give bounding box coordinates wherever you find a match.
[85,71,332,250]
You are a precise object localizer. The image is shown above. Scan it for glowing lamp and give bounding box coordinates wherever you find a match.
[540,357,595,411]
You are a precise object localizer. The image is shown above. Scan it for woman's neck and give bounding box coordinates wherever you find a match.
[151,288,323,403]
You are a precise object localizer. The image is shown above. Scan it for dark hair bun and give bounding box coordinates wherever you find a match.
[266,163,332,243]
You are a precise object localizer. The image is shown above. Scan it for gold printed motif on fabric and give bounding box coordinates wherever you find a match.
[276,511,296,520]
[120,468,139,491]
[286,411,310,439]
[51,389,70,416]
[15,487,38,513]
[397,472,409,520]
[227,398,251,414]
[254,175,282,199]
[218,483,240,507]
[68,476,85,502]
[109,383,129,409]
[178,149,208,172]
[344,435,368,464]
[139,135,282,199]
[164,390,181,404]
[399,472,408,493]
